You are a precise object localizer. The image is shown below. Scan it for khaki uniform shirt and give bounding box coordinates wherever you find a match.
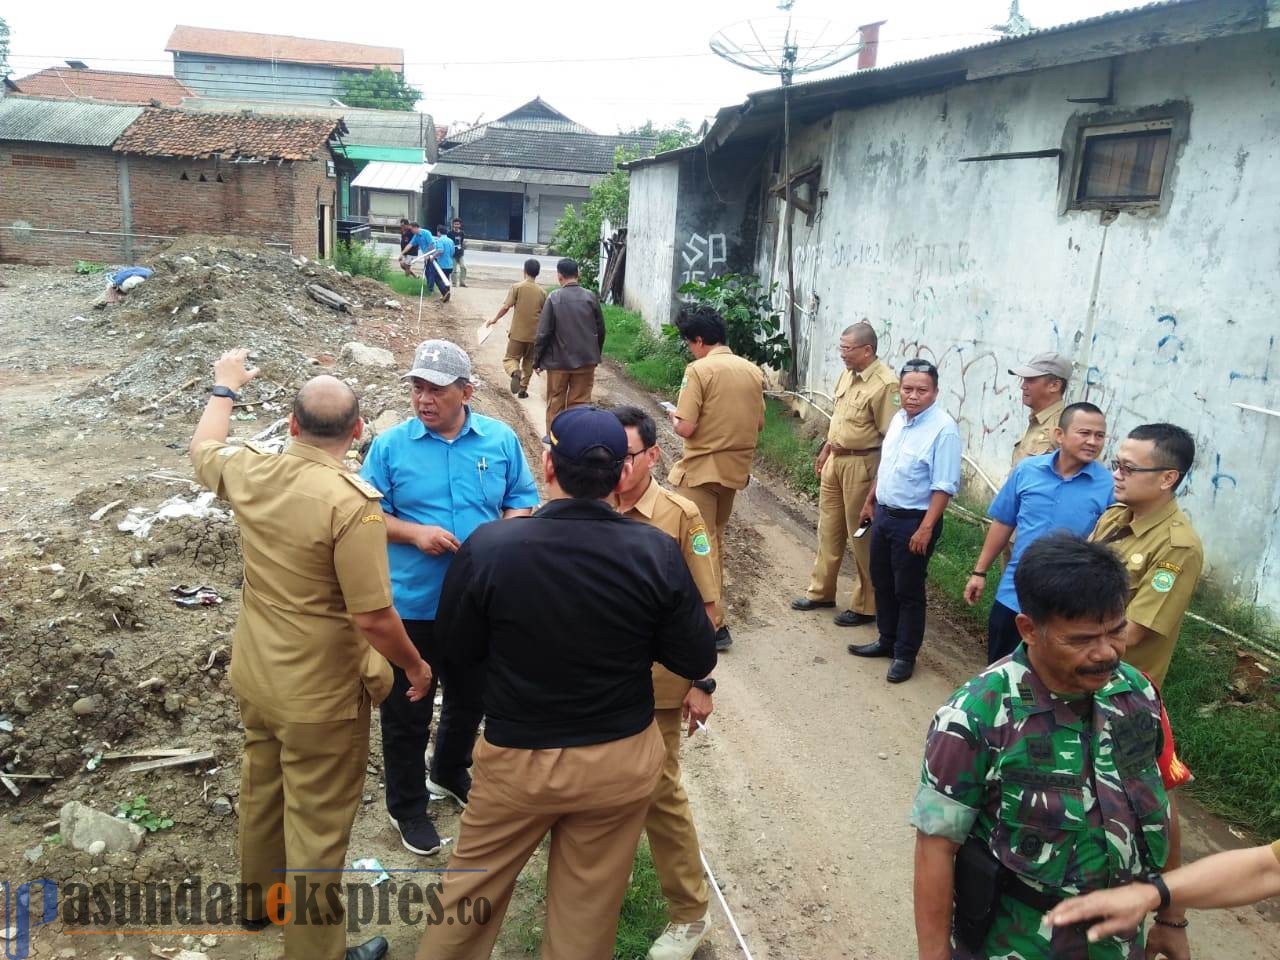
[669,345,765,490]
[193,439,394,723]
[620,479,719,708]
[503,277,547,343]
[828,358,899,450]
[1089,499,1204,688]
[1012,399,1065,466]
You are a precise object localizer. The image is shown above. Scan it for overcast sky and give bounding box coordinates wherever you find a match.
[7,0,1136,133]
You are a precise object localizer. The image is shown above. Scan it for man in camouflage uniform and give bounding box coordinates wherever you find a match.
[911,534,1191,960]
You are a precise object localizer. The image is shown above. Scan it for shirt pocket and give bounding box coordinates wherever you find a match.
[993,742,1088,888]
[479,460,510,512]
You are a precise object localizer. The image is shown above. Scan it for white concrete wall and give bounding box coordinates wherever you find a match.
[623,162,680,327]
[758,29,1280,606]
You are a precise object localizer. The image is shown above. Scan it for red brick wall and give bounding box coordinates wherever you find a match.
[0,142,335,264]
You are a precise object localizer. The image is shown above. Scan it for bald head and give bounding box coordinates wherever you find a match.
[292,375,360,440]
[842,321,877,352]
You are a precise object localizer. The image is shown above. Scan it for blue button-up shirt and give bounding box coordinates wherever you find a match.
[432,234,456,270]
[988,451,1114,611]
[877,403,962,511]
[360,410,539,620]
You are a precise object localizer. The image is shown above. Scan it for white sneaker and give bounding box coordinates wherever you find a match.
[646,911,711,960]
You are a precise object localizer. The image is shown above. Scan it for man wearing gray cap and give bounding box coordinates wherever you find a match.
[1008,351,1071,466]
[360,339,539,857]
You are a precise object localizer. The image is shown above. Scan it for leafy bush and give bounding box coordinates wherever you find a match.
[333,240,390,280]
[550,157,630,290]
[677,273,791,371]
[74,260,108,274]
[116,795,174,832]
[601,305,686,396]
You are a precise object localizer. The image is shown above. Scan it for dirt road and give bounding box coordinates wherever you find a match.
[455,268,1279,959]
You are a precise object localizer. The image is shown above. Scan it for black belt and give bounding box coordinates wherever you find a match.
[881,506,927,520]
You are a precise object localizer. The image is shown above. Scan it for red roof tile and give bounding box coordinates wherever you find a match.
[166,25,402,73]
[113,108,343,161]
[14,68,194,107]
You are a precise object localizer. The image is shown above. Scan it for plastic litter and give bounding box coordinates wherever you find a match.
[352,857,391,886]
[118,492,228,539]
[171,585,224,607]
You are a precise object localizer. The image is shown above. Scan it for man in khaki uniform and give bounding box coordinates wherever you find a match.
[1089,422,1203,688]
[614,406,717,960]
[1008,351,1070,465]
[486,258,547,398]
[189,349,433,960]
[668,305,765,651]
[792,322,899,627]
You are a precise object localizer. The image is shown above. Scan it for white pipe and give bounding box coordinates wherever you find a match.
[962,453,1001,495]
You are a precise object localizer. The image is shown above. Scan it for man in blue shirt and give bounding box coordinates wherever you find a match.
[360,339,539,856]
[964,401,1113,663]
[426,224,455,303]
[849,359,961,683]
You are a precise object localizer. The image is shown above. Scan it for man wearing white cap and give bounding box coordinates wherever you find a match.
[1008,351,1071,466]
[360,339,539,857]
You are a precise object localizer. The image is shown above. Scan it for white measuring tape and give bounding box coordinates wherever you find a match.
[700,849,756,960]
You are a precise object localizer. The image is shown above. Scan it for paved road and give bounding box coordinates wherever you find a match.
[373,243,560,283]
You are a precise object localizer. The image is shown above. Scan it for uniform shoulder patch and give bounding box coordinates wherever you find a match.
[690,523,712,557]
[243,441,275,455]
[341,473,384,499]
[1155,559,1182,575]
[1150,569,1177,593]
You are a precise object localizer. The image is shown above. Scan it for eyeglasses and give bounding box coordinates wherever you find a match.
[1109,459,1176,477]
[625,445,653,462]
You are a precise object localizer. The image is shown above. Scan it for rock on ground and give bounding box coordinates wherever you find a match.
[341,341,396,368]
[60,800,147,853]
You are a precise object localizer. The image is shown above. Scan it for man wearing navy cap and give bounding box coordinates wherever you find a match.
[418,406,718,960]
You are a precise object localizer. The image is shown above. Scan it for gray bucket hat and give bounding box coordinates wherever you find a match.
[404,339,471,386]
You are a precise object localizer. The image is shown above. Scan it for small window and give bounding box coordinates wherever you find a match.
[1073,121,1172,207]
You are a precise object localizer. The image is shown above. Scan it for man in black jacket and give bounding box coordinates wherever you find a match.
[416,406,717,960]
[534,257,606,431]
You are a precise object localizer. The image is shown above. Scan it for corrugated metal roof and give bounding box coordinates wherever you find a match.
[430,161,601,188]
[0,96,144,146]
[351,160,430,191]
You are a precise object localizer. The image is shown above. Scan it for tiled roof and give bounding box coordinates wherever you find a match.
[439,128,657,174]
[113,108,343,160]
[442,97,593,148]
[0,97,144,147]
[14,68,194,106]
[166,25,402,72]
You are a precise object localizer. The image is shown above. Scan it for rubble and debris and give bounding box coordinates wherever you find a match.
[60,800,147,853]
[125,751,215,774]
[342,341,396,368]
[171,585,223,607]
[119,492,228,539]
[306,283,351,312]
[90,499,126,522]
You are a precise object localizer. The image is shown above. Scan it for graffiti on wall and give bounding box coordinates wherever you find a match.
[679,232,727,295]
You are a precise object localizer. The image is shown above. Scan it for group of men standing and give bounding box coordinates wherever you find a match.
[397,218,465,301]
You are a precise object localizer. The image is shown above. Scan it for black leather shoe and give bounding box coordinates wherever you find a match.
[240,915,271,932]
[886,659,915,683]
[848,639,894,658]
[427,769,471,808]
[346,935,389,960]
[833,610,876,627]
[790,597,836,611]
[715,626,733,651]
[510,370,521,394]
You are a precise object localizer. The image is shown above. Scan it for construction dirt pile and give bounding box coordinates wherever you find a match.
[0,237,467,901]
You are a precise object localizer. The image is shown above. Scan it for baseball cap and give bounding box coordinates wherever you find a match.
[1009,351,1072,381]
[544,406,627,463]
[404,339,471,386]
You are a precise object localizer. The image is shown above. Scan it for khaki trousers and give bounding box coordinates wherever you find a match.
[806,451,880,614]
[238,696,370,960]
[673,480,737,629]
[453,257,467,286]
[544,366,596,431]
[502,338,536,392]
[418,722,665,960]
[646,708,709,922]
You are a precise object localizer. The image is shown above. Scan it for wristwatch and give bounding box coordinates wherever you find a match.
[691,678,716,695]
[210,385,239,402]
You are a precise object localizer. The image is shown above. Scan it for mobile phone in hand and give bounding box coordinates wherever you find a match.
[853,519,872,539]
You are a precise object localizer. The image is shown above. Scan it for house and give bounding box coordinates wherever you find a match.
[13,63,194,106]
[166,25,404,105]
[431,98,656,245]
[179,97,437,221]
[622,0,1280,609]
[0,96,343,263]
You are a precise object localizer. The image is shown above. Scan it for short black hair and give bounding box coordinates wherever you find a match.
[292,382,360,439]
[900,358,939,387]
[557,258,580,278]
[436,224,447,234]
[1015,533,1129,625]
[399,218,409,226]
[1059,401,1104,429]
[613,404,656,449]
[675,304,727,346]
[409,221,420,228]
[524,258,541,278]
[451,217,461,224]
[1128,423,1195,489]
[551,446,623,499]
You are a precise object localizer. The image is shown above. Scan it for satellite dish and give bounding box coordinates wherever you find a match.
[710,15,865,84]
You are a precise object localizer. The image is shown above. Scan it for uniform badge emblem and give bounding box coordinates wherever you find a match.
[1129,553,1145,567]
[1151,570,1176,593]
[690,526,711,556]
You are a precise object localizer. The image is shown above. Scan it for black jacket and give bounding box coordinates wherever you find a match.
[437,498,716,749]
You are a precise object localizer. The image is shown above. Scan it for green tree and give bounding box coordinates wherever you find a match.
[0,17,11,79]
[338,67,421,111]
[620,119,699,153]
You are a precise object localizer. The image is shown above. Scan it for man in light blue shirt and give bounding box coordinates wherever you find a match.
[849,358,961,683]
[360,339,538,856]
[964,402,1113,663]
[426,224,456,302]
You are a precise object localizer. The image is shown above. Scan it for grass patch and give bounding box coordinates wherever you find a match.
[74,260,108,275]
[506,840,668,959]
[602,305,686,396]
[756,398,823,499]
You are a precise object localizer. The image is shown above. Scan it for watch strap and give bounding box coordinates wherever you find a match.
[1149,874,1172,912]
[210,385,239,402]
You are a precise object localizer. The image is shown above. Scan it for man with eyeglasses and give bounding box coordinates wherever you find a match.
[792,321,899,628]
[613,405,718,960]
[849,358,961,682]
[1087,423,1203,688]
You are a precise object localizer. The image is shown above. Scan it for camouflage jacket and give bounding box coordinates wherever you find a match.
[911,647,1172,959]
